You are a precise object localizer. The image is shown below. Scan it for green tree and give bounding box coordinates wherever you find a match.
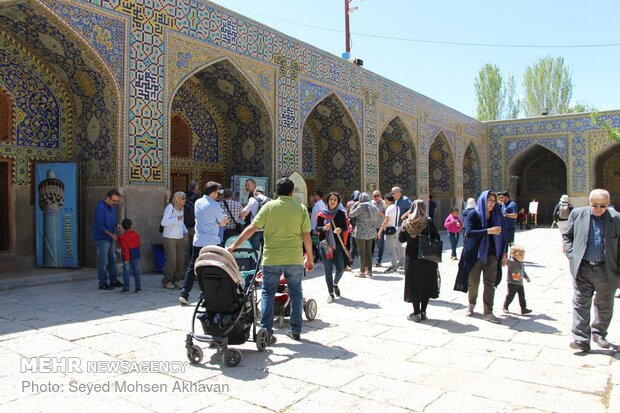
[504,75,520,119]
[522,56,573,117]
[591,112,620,143]
[474,64,505,121]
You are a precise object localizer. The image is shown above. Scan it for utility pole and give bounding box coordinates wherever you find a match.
[344,0,351,57]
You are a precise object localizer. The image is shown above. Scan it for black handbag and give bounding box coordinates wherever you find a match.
[417,225,443,263]
[385,226,397,235]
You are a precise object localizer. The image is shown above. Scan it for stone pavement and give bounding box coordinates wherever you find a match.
[0,228,618,412]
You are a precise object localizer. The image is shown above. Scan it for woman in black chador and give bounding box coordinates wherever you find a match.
[399,199,440,322]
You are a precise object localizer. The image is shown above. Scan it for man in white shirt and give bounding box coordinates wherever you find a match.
[241,186,270,251]
[377,194,402,272]
[311,191,326,232]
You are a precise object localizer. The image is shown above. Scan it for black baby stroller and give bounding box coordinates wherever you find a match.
[185,245,269,367]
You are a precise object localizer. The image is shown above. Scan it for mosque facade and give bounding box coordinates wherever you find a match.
[0,0,618,270]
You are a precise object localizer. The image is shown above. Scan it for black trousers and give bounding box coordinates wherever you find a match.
[504,283,527,310]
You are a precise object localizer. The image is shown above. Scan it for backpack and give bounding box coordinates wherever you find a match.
[255,194,272,217]
[558,203,570,220]
[183,195,196,228]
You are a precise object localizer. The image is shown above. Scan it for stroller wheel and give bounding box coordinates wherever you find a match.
[187,345,204,365]
[222,348,242,367]
[256,328,269,351]
[304,299,318,321]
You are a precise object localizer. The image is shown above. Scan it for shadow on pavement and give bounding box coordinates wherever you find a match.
[334,296,381,309]
[431,319,479,334]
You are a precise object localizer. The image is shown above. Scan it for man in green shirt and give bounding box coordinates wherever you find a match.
[228,177,314,343]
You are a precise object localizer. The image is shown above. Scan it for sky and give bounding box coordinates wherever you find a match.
[209,0,620,119]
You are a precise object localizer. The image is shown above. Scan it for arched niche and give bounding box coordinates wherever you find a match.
[594,143,620,208]
[301,93,362,198]
[463,143,481,201]
[509,144,567,224]
[169,58,273,190]
[379,116,416,197]
[429,132,455,219]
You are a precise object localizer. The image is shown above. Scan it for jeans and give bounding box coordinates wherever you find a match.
[261,265,304,335]
[385,234,402,268]
[95,239,119,286]
[372,230,385,263]
[321,246,345,295]
[506,226,516,250]
[448,232,460,258]
[181,246,202,299]
[123,259,142,290]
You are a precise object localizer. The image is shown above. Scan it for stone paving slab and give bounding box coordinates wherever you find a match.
[0,228,618,412]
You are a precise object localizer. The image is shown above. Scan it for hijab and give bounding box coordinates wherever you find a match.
[475,190,507,264]
[465,197,476,209]
[402,199,428,238]
[172,191,186,212]
[318,194,343,248]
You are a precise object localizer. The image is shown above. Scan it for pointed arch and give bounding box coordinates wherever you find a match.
[168,57,274,188]
[301,93,362,196]
[509,144,567,224]
[428,131,455,198]
[594,143,620,207]
[463,142,481,200]
[379,115,416,196]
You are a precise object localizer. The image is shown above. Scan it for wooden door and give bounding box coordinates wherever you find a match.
[170,172,189,195]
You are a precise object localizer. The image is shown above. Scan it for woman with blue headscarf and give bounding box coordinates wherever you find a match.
[454,190,508,324]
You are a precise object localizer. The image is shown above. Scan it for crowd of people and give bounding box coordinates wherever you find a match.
[92,182,620,352]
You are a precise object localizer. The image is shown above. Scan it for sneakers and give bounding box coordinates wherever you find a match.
[135,288,141,293]
[268,334,278,345]
[407,313,421,322]
[120,288,129,294]
[164,282,175,289]
[98,284,113,290]
[503,307,510,314]
[355,272,366,278]
[466,304,475,316]
[333,285,341,297]
[173,281,182,289]
[521,308,532,315]
[327,295,335,304]
[286,330,301,341]
[179,296,189,305]
[483,313,502,324]
[374,262,382,267]
[110,280,124,288]
[569,341,591,352]
[385,267,396,273]
[593,334,611,349]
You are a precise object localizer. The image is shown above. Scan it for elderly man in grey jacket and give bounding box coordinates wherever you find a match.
[562,188,620,352]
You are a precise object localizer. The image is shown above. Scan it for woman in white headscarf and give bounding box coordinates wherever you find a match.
[462,197,476,241]
[161,191,187,289]
[553,194,573,233]
[398,199,441,322]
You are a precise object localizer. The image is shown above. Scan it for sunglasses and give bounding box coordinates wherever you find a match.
[590,204,608,209]
[373,194,381,198]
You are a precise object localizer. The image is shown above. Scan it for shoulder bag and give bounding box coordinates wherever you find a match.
[417,220,443,263]
[223,201,243,234]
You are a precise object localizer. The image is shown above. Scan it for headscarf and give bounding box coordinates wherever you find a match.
[402,199,428,238]
[351,190,360,202]
[317,194,343,248]
[475,190,507,264]
[560,194,569,203]
[358,192,371,203]
[465,198,476,209]
[172,191,186,211]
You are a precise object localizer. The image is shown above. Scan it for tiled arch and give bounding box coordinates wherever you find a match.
[463,142,481,200]
[301,93,362,197]
[428,131,455,198]
[379,115,417,196]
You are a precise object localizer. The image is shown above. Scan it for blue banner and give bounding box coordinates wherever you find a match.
[35,162,78,267]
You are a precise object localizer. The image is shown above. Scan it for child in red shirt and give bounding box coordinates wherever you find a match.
[118,218,142,293]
